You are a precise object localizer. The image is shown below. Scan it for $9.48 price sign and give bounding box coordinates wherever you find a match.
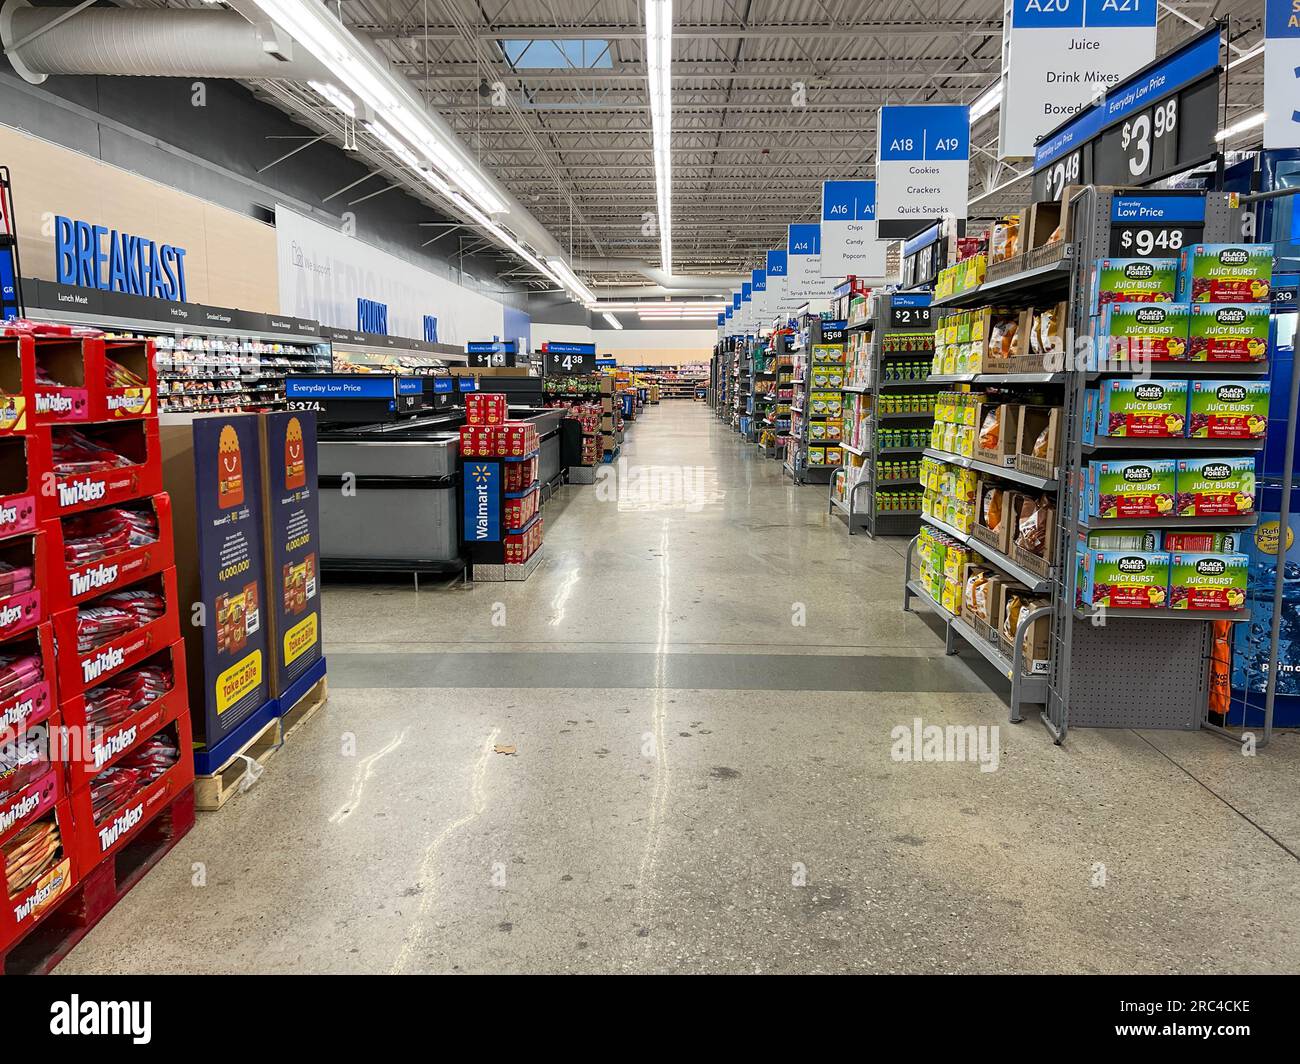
[1108,193,1206,258]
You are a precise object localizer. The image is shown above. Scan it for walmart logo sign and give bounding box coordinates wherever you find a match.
[464,462,500,542]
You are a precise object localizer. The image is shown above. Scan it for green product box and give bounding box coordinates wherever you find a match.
[1091,257,1179,314]
[1080,549,1171,610]
[1188,304,1270,363]
[1175,457,1256,518]
[1089,459,1178,520]
[1099,302,1191,363]
[1096,379,1190,438]
[1188,380,1270,439]
[1178,244,1273,303]
[1169,552,1249,611]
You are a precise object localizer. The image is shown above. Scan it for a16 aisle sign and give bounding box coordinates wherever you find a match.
[1265,0,1300,149]
[820,180,888,278]
[876,105,970,236]
[999,0,1157,161]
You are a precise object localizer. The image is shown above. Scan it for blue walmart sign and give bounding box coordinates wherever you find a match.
[465,462,501,542]
[55,216,187,300]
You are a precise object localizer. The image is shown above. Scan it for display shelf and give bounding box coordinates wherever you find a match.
[920,512,1052,593]
[1073,607,1251,622]
[923,448,1059,490]
[931,244,1073,309]
[906,580,1050,700]
[1078,513,1260,530]
[1082,436,1266,453]
[1088,362,1271,379]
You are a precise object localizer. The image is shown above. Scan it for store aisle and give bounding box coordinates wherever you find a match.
[60,403,1299,974]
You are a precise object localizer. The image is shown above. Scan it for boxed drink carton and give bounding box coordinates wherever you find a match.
[1079,549,1171,610]
[1095,379,1189,438]
[1188,380,1270,439]
[1175,457,1256,518]
[465,392,508,426]
[1099,302,1191,363]
[1178,244,1273,303]
[1164,531,1242,553]
[1091,257,1179,313]
[1169,552,1249,611]
[1188,304,1270,362]
[1088,459,1177,520]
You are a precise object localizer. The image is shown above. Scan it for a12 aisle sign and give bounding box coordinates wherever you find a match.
[1033,27,1221,200]
[1108,192,1205,257]
[1265,0,1300,149]
[876,105,970,234]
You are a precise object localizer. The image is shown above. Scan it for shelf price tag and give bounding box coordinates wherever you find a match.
[889,293,933,330]
[1107,192,1206,256]
[542,341,596,376]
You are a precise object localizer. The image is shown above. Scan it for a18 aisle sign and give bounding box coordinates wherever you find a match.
[875,105,970,235]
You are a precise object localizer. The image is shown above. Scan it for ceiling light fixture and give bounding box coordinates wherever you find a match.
[969,80,1002,124]
[308,80,356,117]
[250,0,507,216]
[547,257,598,305]
[645,0,673,273]
[1215,112,1266,141]
[602,313,624,330]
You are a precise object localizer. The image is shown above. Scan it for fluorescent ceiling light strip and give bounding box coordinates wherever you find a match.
[547,257,598,304]
[308,80,356,117]
[1227,43,1265,70]
[646,0,673,272]
[1215,112,1266,141]
[251,0,507,216]
[969,80,1002,123]
[602,313,624,330]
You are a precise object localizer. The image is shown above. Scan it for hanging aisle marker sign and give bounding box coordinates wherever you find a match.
[820,181,888,279]
[1032,26,1222,199]
[876,106,970,237]
[751,268,768,330]
[766,249,792,318]
[999,0,1157,161]
[787,223,833,302]
[1265,0,1300,149]
[740,281,753,334]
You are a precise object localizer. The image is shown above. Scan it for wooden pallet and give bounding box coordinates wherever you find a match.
[193,676,328,812]
[2,784,195,975]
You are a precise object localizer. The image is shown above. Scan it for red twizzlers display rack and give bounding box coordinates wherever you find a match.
[0,320,193,968]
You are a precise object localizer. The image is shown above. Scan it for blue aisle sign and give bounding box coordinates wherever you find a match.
[1000,0,1157,160]
[1265,0,1300,149]
[787,222,832,301]
[464,462,501,542]
[766,249,790,316]
[820,180,886,279]
[876,106,970,222]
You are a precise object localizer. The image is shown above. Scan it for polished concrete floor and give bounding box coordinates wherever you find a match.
[61,402,1299,974]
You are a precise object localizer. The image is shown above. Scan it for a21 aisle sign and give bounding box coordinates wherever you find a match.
[1265,0,1300,149]
[999,0,1157,161]
[820,180,888,278]
[1033,26,1221,200]
[876,105,970,238]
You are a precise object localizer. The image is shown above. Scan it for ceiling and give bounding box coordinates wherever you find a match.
[150,0,1269,293]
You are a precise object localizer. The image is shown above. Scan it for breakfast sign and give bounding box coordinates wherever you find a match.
[190,415,270,742]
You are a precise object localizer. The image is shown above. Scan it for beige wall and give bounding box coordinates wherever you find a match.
[0,125,278,312]
[592,327,715,366]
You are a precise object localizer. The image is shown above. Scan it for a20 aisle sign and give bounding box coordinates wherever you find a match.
[1265,0,1300,149]
[876,105,970,235]
[999,0,1157,161]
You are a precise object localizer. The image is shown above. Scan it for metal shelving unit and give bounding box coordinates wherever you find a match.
[835,292,933,537]
[785,316,845,485]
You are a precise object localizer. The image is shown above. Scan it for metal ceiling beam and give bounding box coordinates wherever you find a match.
[362,23,1004,42]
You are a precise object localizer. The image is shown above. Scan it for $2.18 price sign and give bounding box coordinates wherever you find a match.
[889,304,932,330]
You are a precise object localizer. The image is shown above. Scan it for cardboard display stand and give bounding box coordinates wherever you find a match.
[161,414,272,753]
[257,412,324,697]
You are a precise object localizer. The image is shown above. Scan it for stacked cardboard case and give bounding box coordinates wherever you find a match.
[459,394,544,566]
[0,322,193,955]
